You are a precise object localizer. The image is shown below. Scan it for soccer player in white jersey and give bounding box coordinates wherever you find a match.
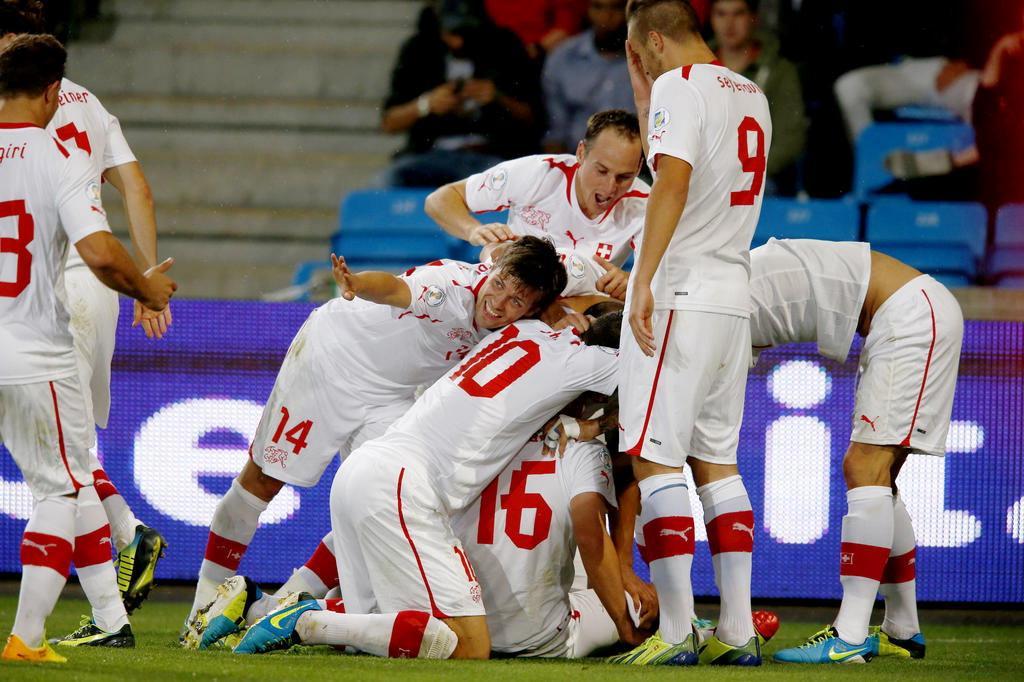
[613,0,772,666]
[225,312,620,659]
[0,1,171,625]
[184,237,567,634]
[0,35,176,663]
[746,239,962,664]
[426,109,650,299]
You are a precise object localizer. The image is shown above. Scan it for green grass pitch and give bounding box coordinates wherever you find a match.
[1,595,1021,680]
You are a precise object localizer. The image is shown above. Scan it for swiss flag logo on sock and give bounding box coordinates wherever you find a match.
[841,552,854,565]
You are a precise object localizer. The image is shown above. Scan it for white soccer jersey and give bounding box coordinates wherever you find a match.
[362,319,619,510]
[308,259,488,405]
[749,238,871,362]
[0,123,111,383]
[451,438,616,655]
[641,63,772,316]
[48,78,136,270]
[465,154,648,267]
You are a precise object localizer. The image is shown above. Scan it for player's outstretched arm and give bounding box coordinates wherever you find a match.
[425,180,515,246]
[571,493,649,646]
[104,161,172,339]
[75,231,176,311]
[330,253,411,308]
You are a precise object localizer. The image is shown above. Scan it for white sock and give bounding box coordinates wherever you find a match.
[14,496,77,647]
[73,485,129,633]
[833,486,892,645]
[698,475,755,645]
[638,473,695,645]
[191,479,268,618]
[90,454,141,552]
[880,494,920,639]
[296,609,457,659]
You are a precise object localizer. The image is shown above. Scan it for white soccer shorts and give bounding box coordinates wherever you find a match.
[249,317,412,487]
[66,266,119,429]
[851,275,963,455]
[0,375,94,499]
[619,309,751,466]
[524,589,622,658]
[331,452,485,619]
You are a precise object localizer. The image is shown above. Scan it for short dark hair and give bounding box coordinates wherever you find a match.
[583,109,640,151]
[580,310,623,349]
[0,33,65,97]
[493,236,568,312]
[626,0,701,42]
[584,299,625,318]
[710,0,758,12]
[0,1,45,35]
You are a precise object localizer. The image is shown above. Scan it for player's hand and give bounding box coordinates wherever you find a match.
[133,300,172,340]
[469,223,516,246]
[463,78,497,106]
[622,568,659,629]
[141,257,177,312]
[331,253,358,300]
[625,40,654,104]
[427,83,460,116]
[594,256,628,301]
[628,283,656,356]
[551,310,591,333]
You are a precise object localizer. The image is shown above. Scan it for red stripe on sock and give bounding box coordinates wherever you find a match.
[74,524,114,568]
[303,540,340,590]
[204,532,248,571]
[324,598,346,613]
[839,542,890,581]
[21,531,73,578]
[388,610,431,658]
[881,548,916,584]
[706,509,755,555]
[641,516,695,562]
[91,468,120,501]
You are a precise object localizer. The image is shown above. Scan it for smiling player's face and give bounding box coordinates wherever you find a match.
[473,270,542,329]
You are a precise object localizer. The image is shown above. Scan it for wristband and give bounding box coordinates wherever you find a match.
[416,94,431,118]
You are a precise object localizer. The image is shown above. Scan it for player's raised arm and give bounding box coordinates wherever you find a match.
[425,179,515,246]
[330,253,411,308]
[626,40,655,158]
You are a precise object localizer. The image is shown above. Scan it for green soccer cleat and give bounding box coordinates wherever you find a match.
[607,631,699,666]
[115,524,167,614]
[54,618,135,648]
[698,634,761,666]
[184,575,263,650]
[869,626,926,659]
[233,599,321,655]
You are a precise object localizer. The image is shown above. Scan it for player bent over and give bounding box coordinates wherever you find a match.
[1,3,171,627]
[613,0,772,666]
[231,311,620,658]
[185,237,567,634]
[0,35,176,663]
[746,239,963,664]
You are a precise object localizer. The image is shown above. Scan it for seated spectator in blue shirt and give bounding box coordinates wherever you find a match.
[541,0,633,153]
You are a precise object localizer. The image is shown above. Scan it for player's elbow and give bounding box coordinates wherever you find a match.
[75,232,118,271]
[424,186,446,220]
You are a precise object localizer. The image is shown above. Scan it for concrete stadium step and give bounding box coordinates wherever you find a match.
[102,202,337,241]
[105,0,420,26]
[99,94,380,132]
[123,125,401,156]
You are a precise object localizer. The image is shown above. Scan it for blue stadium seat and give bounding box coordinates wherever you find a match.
[988,247,1024,282]
[892,105,959,124]
[339,189,434,233]
[854,123,974,197]
[995,204,1024,246]
[876,245,975,288]
[753,198,860,247]
[866,199,987,258]
[996,275,1024,290]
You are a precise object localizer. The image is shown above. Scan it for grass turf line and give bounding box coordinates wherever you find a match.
[0,596,1021,680]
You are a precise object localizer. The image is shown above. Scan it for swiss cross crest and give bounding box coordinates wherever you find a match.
[596,242,613,260]
[841,552,854,565]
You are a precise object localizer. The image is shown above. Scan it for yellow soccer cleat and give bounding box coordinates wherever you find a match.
[607,631,699,666]
[2,634,68,663]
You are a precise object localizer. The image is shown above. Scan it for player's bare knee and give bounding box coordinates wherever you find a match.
[238,459,284,502]
[444,616,490,659]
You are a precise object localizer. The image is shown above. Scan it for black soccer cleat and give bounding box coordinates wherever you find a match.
[115,524,167,614]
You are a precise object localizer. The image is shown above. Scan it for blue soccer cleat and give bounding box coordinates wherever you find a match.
[233,599,321,654]
[773,626,875,664]
[184,575,262,650]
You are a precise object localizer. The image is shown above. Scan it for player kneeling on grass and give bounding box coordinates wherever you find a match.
[748,239,963,664]
[185,237,566,636]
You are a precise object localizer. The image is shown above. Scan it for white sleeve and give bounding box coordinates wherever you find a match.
[464,155,541,214]
[400,261,471,318]
[102,113,136,170]
[563,441,617,509]
[565,342,619,395]
[647,76,704,172]
[58,147,111,245]
[558,249,604,297]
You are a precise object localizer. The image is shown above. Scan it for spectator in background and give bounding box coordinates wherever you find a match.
[710,0,806,194]
[379,1,542,187]
[542,0,633,153]
[485,0,587,60]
